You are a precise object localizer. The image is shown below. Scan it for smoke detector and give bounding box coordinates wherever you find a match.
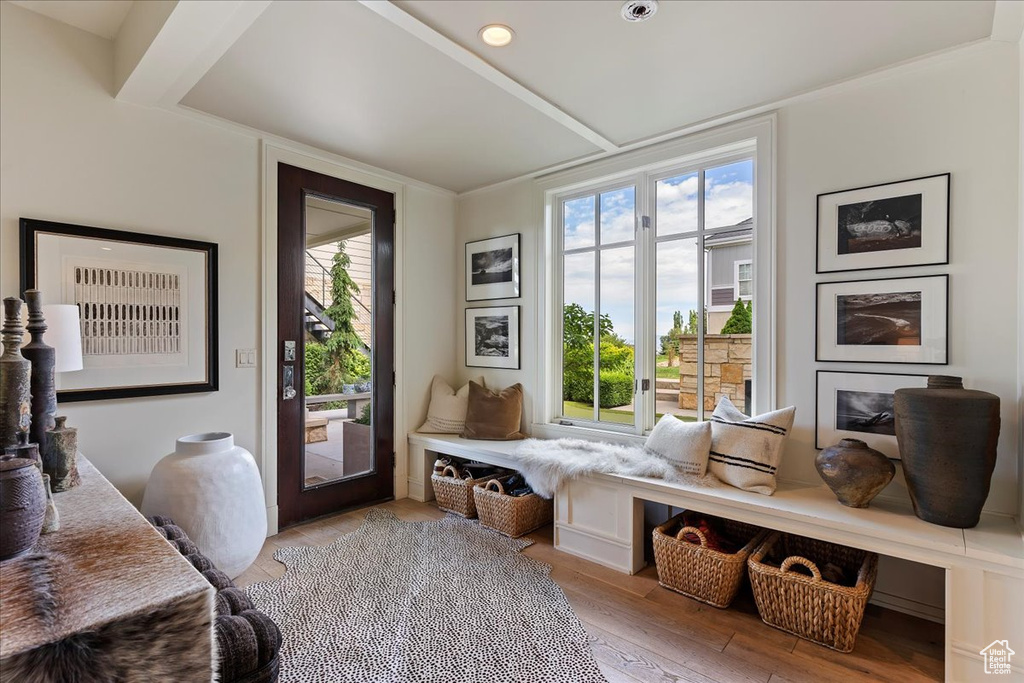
[621,0,658,22]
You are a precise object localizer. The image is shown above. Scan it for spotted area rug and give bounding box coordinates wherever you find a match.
[245,508,606,683]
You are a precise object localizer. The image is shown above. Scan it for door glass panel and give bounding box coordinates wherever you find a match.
[655,172,698,236]
[302,195,374,489]
[598,246,634,425]
[655,237,699,423]
[562,250,595,420]
[704,160,753,231]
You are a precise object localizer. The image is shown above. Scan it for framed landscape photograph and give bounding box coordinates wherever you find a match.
[466,305,520,369]
[466,233,520,301]
[20,218,218,402]
[816,371,928,459]
[816,275,947,364]
[816,173,949,273]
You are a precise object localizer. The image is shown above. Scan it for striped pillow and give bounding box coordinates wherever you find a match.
[708,397,795,495]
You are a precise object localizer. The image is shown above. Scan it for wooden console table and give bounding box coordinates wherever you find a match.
[409,433,1024,681]
[0,455,215,682]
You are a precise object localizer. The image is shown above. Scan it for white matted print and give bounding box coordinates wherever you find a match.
[466,233,520,301]
[466,306,520,369]
[816,371,927,459]
[816,275,947,364]
[816,173,949,274]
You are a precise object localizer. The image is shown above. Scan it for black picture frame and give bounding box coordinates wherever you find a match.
[20,218,219,402]
[816,173,950,274]
[815,274,948,365]
[815,370,928,459]
[465,305,520,369]
[465,233,520,302]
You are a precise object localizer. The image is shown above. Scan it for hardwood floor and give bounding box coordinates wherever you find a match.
[234,499,944,683]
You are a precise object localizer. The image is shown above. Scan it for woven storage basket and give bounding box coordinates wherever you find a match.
[747,531,878,652]
[472,478,554,538]
[431,465,498,518]
[652,512,768,608]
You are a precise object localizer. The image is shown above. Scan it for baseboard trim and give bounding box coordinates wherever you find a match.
[869,590,944,624]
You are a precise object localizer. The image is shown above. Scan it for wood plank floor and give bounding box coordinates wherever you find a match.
[235,499,944,683]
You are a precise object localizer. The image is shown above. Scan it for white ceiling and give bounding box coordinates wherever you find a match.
[9,0,132,40]
[10,0,1000,193]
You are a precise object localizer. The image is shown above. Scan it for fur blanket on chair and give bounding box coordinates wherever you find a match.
[512,438,722,498]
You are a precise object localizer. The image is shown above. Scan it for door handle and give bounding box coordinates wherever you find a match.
[283,364,296,401]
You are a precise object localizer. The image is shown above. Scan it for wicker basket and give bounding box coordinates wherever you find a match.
[652,512,768,608]
[431,465,498,518]
[747,532,878,652]
[472,478,554,538]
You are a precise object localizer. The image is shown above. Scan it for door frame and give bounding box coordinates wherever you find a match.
[261,142,407,535]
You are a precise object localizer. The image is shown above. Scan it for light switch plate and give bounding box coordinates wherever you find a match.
[236,348,257,368]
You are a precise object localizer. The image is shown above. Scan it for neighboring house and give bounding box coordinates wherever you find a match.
[980,640,1015,675]
[705,217,753,334]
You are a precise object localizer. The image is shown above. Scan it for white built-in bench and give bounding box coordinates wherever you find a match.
[408,433,1024,680]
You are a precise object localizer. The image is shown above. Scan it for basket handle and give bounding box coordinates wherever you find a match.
[484,479,506,495]
[780,556,822,581]
[441,465,459,478]
[675,526,708,547]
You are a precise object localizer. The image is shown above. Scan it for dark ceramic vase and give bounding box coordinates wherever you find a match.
[0,297,32,450]
[0,455,46,560]
[894,376,1000,528]
[44,416,80,492]
[21,290,56,449]
[815,438,895,508]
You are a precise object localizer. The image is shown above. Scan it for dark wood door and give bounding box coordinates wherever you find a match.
[277,162,394,527]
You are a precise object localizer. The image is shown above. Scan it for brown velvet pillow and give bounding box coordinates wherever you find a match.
[461,381,526,441]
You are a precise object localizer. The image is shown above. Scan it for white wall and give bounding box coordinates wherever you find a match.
[0,2,457,506]
[456,41,1021,519]
[1018,30,1024,526]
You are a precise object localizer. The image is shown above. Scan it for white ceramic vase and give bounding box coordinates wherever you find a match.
[142,432,267,578]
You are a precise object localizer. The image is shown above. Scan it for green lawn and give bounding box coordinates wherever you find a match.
[561,400,694,424]
[656,365,680,379]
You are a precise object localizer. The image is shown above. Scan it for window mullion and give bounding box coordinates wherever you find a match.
[696,170,706,422]
[592,195,601,424]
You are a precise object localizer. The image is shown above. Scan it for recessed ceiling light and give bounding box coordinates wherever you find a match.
[621,0,658,22]
[101,247,113,251]
[479,24,514,47]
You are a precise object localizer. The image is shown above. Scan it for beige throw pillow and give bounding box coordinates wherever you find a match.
[644,414,712,476]
[461,382,526,441]
[417,375,484,434]
[708,397,795,495]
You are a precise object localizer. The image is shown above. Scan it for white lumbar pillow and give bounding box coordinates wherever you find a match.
[644,414,712,476]
[417,375,484,434]
[708,396,795,495]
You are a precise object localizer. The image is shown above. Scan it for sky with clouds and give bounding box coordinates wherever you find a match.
[564,160,753,348]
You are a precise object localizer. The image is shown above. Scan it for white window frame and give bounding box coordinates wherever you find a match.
[534,116,776,443]
[735,259,753,301]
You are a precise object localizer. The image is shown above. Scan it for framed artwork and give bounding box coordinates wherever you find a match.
[816,173,949,273]
[816,371,928,459]
[466,233,520,301]
[816,274,948,364]
[466,305,520,369]
[20,218,218,402]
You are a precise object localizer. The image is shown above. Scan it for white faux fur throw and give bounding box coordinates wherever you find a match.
[513,438,722,498]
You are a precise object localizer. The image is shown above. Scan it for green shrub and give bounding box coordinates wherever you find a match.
[305,341,329,396]
[598,370,634,408]
[720,299,752,334]
[354,402,372,425]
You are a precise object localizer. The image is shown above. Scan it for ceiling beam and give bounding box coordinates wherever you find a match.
[357,0,619,153]
[991,0,1024,42]
[115,0,271,106]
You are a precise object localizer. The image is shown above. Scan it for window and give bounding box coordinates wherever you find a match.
[736,260,752,299]
[545,125,772,437]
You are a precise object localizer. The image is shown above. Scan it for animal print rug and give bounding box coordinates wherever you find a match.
[245,508,606,683]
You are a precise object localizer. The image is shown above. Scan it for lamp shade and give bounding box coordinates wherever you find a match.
[42,304,83,372]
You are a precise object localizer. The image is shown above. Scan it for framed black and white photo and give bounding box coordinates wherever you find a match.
[816,173,949,273]
[816,371,928,459]
[816,275,947,364]
[465,306,520,369]
[465,233,520,301]
[20,218,218,402]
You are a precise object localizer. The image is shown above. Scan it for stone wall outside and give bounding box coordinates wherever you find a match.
[678,334,752,412]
